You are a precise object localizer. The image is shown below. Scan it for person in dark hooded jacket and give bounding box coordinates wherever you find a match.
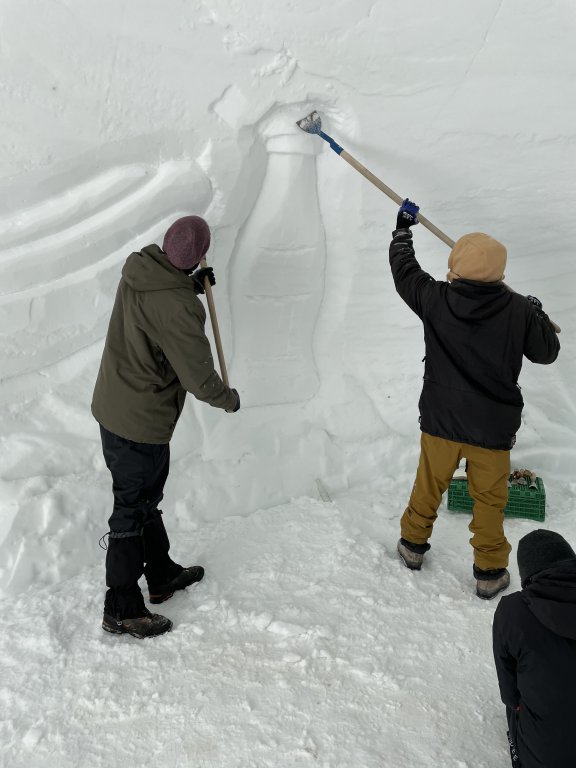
[92,215,240,638]
[493,529,576,767]
[390,199,560,598]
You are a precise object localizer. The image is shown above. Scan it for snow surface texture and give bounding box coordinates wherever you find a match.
[1,1,575,766]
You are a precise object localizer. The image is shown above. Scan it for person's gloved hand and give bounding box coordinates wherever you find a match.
[226,388,240,413]
[526,295,543,310]
[396,198,420,229]
[192,267,216,295]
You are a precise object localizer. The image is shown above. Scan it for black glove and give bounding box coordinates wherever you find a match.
[191,267,216,295]
[396,198,420,229]
[226,388,240,413]
[526,294,551,324]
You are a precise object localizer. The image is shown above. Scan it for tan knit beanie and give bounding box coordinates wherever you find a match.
[447,232,507,283]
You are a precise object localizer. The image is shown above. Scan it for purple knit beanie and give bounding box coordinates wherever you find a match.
[162,216,211,270]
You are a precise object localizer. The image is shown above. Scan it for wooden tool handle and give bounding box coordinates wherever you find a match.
[200,258,230,386]
[338,150,561,333]
[340,150,456,248]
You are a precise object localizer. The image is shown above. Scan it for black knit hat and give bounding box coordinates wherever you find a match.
[517,529,576,587]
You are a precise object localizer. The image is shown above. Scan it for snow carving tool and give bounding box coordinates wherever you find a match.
[200,257,230,386]
[296,110,561,334]
[296,110,454,246]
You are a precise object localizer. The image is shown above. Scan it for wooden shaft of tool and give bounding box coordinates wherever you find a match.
[338,149,561,332]
[200,258,230,386]
[339,150,456,248]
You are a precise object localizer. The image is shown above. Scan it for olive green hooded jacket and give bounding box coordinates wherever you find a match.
[92,244,237,443]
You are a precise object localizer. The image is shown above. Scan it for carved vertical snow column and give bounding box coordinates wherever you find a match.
[230,132,326,406]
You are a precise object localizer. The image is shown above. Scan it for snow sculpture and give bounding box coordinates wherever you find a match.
[230,128,326,406]
[0,151,212,380]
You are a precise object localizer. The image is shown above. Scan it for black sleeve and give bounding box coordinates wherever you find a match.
[522,298,560,364]
[389,228,436,319]
[492,600,521,709]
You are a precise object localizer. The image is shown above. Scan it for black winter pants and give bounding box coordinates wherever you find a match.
[100,426,181,617]
[100,425,170,537]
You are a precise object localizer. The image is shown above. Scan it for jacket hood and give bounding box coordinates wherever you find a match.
[447,232,507,282]
[522,562,576,640]
[446,278,513,323]
[518,528,576,587]
[121,244,197,293]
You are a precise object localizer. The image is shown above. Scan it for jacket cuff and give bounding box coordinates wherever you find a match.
[392,227,413,238]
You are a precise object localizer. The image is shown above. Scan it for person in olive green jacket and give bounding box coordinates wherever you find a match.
[92,215,240,639]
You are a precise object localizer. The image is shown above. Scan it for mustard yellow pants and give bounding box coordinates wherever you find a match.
[400,432,511,570]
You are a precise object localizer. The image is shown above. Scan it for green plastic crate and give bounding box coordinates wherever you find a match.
[447,477,546,522]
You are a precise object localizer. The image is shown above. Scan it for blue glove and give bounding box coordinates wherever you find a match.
[396,198,420,229]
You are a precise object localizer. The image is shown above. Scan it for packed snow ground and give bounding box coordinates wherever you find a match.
[2,0,576,767]
[4,461,575,768]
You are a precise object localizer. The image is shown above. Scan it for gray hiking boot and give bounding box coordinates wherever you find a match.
[102,609,173,639]
[148,565,205,605]
[474,566,510,600]
[397,538,430,571]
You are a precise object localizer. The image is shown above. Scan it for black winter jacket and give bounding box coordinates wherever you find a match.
[389,229,560,449]
[492,563,576,767]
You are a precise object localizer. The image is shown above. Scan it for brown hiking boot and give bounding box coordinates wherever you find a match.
[148,565,205,605]
[102,609,173,639]
[397,538,430,571]
[474,566,510,600]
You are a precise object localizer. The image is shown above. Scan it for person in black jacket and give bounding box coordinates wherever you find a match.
[390,199,560,598]
[493,529,576,767]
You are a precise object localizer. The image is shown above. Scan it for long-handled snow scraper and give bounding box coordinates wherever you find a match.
[200,257,230,386]
[296,110,561,333]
